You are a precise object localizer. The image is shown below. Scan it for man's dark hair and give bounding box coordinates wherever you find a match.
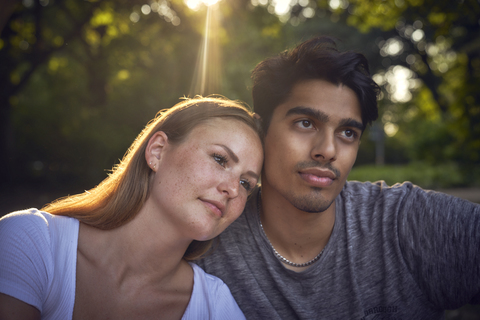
[251,36,380,133]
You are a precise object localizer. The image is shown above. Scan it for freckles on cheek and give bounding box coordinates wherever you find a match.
[230,197,247,218]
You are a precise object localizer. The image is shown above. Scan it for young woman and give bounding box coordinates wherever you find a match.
[0,97,263,320]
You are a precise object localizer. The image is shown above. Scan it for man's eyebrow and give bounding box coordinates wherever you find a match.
[285,106,329,123]
[286,106,365,131]
[218,144,259,180]
[339,118,364,131]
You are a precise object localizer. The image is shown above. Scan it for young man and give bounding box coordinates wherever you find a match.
[198,37,480,319]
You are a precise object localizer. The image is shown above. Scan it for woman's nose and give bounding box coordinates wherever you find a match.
[218,174,240,198]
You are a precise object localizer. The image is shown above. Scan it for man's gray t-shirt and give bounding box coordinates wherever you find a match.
[197,181,480,319]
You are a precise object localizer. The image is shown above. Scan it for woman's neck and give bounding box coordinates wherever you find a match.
[77,206,192,287]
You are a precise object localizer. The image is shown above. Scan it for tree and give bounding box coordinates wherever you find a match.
[2,0,479,192]
[346,0,480,172]
[250,0,480,183]
[1,0,102,187]
[0,0,204,189]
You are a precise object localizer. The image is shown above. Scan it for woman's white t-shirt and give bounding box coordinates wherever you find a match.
[0,209,245,319]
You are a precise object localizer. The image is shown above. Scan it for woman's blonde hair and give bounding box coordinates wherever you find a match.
[42,96,262,260]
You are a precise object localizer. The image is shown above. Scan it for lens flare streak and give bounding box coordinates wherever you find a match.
[189,3,221,96]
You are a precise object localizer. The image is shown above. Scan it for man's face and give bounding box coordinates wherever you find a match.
[262,79,363,213]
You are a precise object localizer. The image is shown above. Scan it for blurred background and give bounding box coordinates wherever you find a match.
[0,0,479,317]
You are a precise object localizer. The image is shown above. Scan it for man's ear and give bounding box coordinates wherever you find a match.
[145,131,169,172]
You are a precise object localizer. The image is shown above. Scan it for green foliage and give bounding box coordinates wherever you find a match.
[1,0,203,188]
[347,0,404,32]
[1,0,479,191]
[341,0,480,173]
[349,162,473,189]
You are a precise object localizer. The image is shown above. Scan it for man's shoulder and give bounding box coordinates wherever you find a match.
[340,180,475,217]
[339,181,432,217]
[342,180,421,199]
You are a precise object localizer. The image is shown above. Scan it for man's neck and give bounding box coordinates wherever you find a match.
[259,183,336,270]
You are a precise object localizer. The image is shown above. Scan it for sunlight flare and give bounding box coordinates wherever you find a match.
[189,2,222,96]
[185,0,222,10]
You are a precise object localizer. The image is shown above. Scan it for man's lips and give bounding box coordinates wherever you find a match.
[200,199,225,217]
[298,168,337,187]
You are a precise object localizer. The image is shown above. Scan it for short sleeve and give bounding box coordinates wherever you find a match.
[210,279,246,320]
[0,209,53,311]
[183,263,246,320]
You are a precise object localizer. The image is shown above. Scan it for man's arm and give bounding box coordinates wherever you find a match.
[397,186,480,308]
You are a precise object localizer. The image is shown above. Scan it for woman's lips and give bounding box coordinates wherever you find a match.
[200,199,225,218]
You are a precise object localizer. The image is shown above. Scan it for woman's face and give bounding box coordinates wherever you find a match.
[145,117,263,241]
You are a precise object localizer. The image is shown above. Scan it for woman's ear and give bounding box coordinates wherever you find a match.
[145,131,169,172]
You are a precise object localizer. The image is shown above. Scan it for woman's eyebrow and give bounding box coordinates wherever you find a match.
[217,144,259,180]
[218,144,239,163]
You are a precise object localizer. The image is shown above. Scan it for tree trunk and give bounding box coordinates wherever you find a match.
[0,97,14,191]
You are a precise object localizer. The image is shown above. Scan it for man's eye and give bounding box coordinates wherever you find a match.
[342,129,359,140]
[296,120,313,128]
[213,154,227,167]
[302,120,312,127]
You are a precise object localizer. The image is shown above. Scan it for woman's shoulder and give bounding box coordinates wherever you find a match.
[190,262,226,289]
[184,263,245,319]
[0,208,78,245]
[0,209,57,263]
[0,208,50,235]
[0,209,54,311]
[0,209,79,317]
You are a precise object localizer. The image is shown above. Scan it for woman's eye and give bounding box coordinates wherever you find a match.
[213,154,228,167]
[240,180,252,192]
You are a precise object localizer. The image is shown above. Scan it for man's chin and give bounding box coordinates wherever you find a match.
[290,194,335,213]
